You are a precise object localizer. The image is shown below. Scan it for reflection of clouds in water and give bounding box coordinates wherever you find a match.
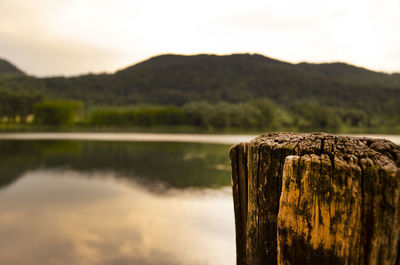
[97,249,190,265]
[0,171,234,265]
[182,152,207,161]
[209,164,230,171]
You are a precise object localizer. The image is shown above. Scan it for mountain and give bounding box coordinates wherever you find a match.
[0,58,24,76]
[297,62,400,86]
[0,53,399,114]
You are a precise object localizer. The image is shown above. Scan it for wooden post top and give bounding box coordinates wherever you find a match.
[230,132,400,265]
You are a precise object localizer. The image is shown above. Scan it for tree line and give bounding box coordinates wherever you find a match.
[0,88,42,123]
[1,54,399,117]
[87,100,388,132]
[0,88,81,125]
[0,87,398,133]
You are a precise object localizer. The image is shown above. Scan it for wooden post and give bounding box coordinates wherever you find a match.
[230,132,400,265]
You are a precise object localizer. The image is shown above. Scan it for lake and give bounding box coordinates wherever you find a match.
[0,133,399,265]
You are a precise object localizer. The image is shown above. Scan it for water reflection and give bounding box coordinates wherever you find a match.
[0,140,231,191]
[0,140,234,265]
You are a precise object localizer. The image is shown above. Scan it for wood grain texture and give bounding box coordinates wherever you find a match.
[230,132,400,265]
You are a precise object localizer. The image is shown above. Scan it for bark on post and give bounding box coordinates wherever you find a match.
[230,132,400,265]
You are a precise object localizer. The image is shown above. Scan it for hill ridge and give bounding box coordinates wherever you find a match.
[0,58,25,76]
[0,53,399,112]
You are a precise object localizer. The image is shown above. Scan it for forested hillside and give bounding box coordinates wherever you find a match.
[0,58,25,76]
[0,54,399,132]
[1,54,400,109]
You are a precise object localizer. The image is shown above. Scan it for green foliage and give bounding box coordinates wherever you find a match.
[336,108,369,127]
[0,54,399,132]
[182,99,279,129]
[290,102,342,132]
[182,101,215,127]
[1,54,399,113]
[34,100,82,125]
[90,106,187,126]
[0,58,24,76]
[88,99,281,129]
[86,98,400,133]
[0,88,42,123]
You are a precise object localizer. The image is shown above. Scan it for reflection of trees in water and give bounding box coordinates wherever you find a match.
[0,140,82,189]
[0,140,231,190]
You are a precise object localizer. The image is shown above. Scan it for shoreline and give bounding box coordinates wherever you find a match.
[0,132,399,145]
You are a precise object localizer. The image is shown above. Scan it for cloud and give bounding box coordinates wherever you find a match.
[0,0,399,75]
[0,30,130,76]
[0,171,235,265]
[0,0,143,76]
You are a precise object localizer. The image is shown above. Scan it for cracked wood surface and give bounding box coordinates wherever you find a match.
[230,132,400,265]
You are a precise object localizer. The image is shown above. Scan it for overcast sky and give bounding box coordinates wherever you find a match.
[0,0,399,76]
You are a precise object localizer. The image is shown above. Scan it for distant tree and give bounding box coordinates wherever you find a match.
[0,88,42,123]
[34,100,82,125]
[182,101,215,128]
[336,108,368,127]
[249,98,275,128]
[89,106,187,127]
[18,92,43,123]
[291,102,342,132]
[153,106,187,125]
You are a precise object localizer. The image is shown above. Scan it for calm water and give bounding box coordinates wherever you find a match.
[0,133,398,265]
[0,139,235,265]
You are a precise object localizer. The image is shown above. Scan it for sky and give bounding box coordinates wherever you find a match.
[0,0,399,77]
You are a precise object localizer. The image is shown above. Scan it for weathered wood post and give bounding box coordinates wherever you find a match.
[230,132,400,265]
